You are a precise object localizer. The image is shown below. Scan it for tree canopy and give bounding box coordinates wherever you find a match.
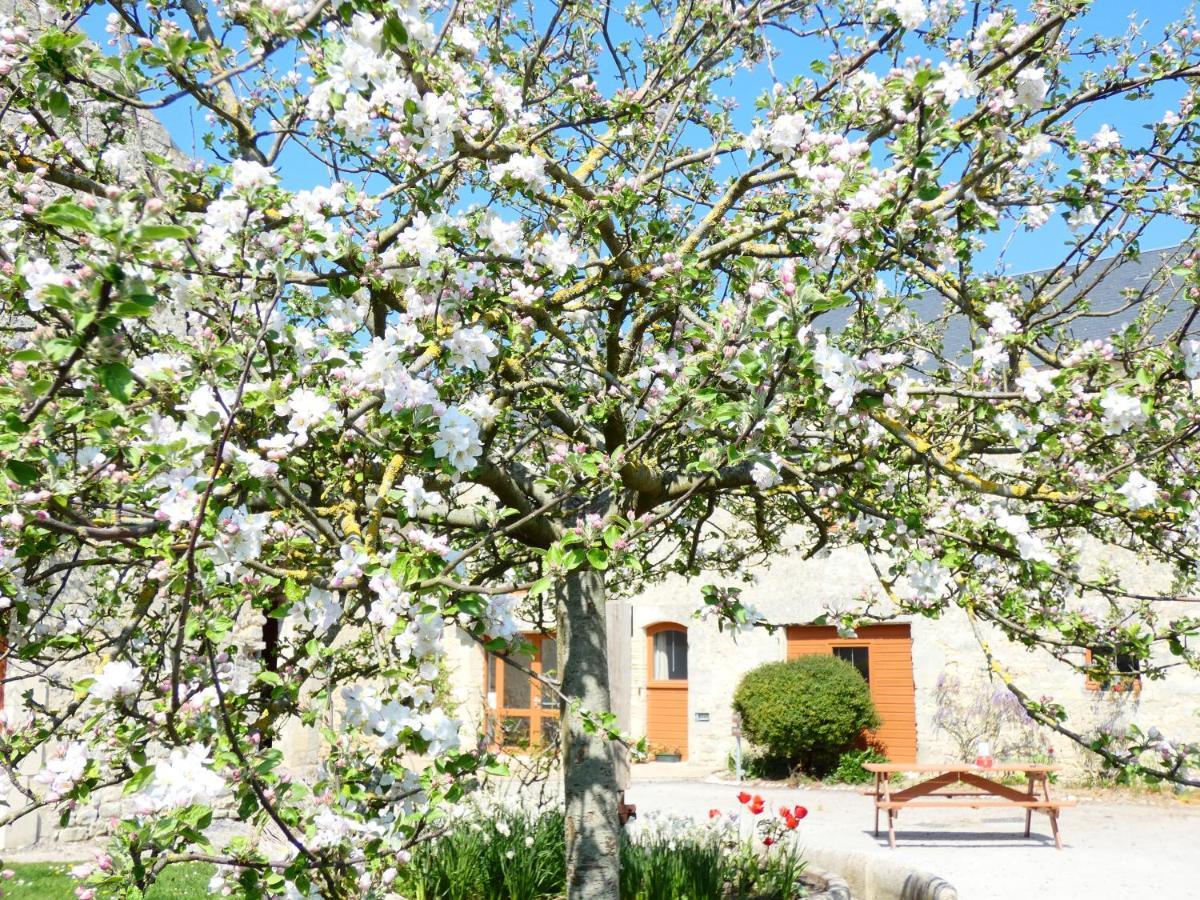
[2,0,1200,895]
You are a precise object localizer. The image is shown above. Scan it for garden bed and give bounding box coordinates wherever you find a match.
[396,794,826,899]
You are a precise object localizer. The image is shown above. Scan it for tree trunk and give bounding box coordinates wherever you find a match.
[558,567,620,899]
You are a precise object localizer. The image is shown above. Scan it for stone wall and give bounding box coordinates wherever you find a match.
[598,541,1200,779]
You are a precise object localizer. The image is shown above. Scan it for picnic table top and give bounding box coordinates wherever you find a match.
[863,762,1059,774]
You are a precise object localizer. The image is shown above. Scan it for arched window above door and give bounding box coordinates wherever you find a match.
[648,624,688,681]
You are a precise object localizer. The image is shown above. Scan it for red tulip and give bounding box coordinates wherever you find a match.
[763,836,775,846]
[793,805,808,820]
[708,809,721,819]
[737,791,751,805]
[784,815,799,830]
[748,798,765,815]
[778,806,791,818]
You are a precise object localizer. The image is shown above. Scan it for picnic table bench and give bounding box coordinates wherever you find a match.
[863,762,1076,850]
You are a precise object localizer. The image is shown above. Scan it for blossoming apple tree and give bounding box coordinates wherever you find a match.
[3,0,1200,895]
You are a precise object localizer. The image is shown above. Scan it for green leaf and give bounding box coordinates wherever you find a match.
[137,223,193,242]
[5,459,39,485]
[382,15,408,49]
[99,363,134,402]
[123,764,156,795]
[48,90,71,117]
[39,198,95,231]
[586,548,609,570]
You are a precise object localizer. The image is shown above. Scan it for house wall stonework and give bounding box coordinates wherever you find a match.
[593,540,1200,778]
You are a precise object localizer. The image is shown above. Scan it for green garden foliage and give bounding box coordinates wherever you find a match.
[734,656,880,775]
[397,807,809,899]
[828,748,890,785]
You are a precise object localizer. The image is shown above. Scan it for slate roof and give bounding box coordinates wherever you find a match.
[816,244,1196,360]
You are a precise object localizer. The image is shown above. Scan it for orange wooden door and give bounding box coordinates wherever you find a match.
[646,623,689,760]
[785,624,917,763]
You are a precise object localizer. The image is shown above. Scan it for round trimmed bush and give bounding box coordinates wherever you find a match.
[733,655,880,775]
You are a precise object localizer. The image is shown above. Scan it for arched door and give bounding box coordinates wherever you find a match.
[646,623,688,760]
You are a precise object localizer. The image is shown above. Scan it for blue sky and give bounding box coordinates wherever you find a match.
[79,2,1196,274]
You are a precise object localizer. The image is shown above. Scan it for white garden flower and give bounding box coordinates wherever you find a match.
[135,744,226,812]
[399,474,444,518]
[1016,369,1056,401]
[210,505,271,579]
[1099,388,1146,435]
[750,459,782,490]
[20,258,69,311]
[936,62,977,106]
[395,212,442,268]
[765,113,809,156]
[297,587,343,633]
[1181,339,1200,379]
[1014,67,1049,108]
[433,406,484,473]
[229,159,277,191]
[34,741,89,798]
[484,592,520,642]
[983,301,1020,337]
[876,0,927,30]
[132,352,192,381]
[481,214,522,256]
[277,388,341,441]
[87,660,142,702]
[1117,471,1159,510]
[444,325,498,372]
[1090,124,1121,151]
[153,475,201,528]
[535,233,582,275]
[905,558,951,599]
[490,153,549,191]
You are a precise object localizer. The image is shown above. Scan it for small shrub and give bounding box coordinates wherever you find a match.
[828,747,889,784]
[733,656,880,775]
[725,747,792,780]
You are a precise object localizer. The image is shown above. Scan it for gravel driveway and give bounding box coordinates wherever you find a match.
[625,777,1200,900]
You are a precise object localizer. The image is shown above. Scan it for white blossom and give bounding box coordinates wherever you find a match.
[87,660,142,703]
[490,153,549,191]
[1014,67,1049,108]
[134,744,226,813]
[210,506,271,579]
[444,325,498,373]
[34,742,89,798]
[297,587,343,633]
[535,233,582,275]
[1117,471,1158,511]
[399,474,444,518]
[876,0,927,30]
[19,258,69,311]
[1099,388,1146,435]
[433,407,483,473]
[481,215,522,256]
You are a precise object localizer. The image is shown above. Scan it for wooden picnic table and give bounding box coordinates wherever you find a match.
[862,762,1076,850]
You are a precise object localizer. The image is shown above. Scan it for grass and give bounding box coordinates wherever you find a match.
[1,862,213,899]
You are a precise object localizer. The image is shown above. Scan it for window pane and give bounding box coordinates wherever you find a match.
[501,715,530,748]
[503,652,532,708]
[541,717,561,747]
[653,630,688,680]
[535,637,558,708]
[833,646,870,683]
[540,637,558,678]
